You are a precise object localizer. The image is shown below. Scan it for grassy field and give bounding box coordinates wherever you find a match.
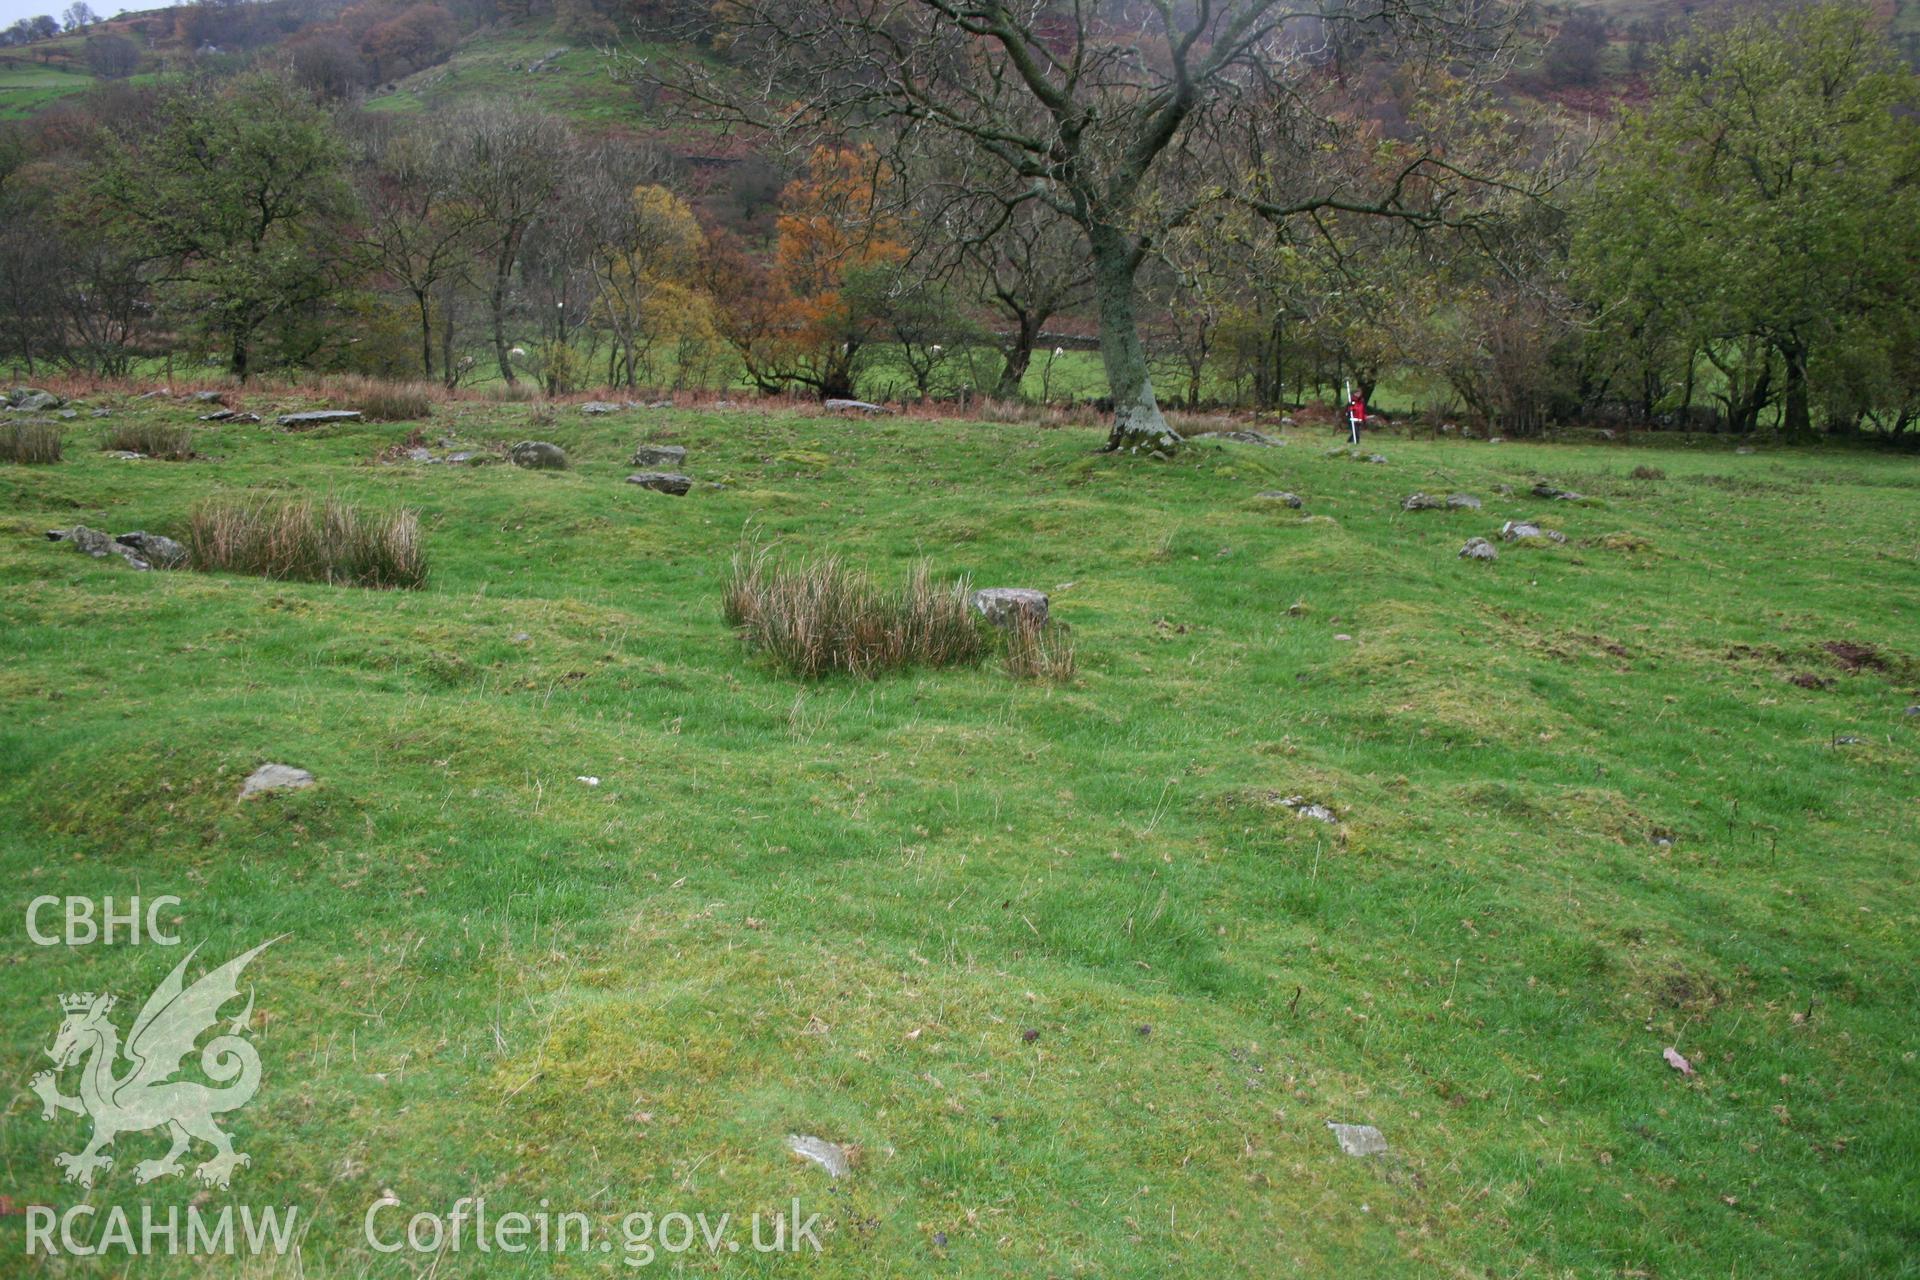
[1,388,1916,1277]
[0,59,102,120]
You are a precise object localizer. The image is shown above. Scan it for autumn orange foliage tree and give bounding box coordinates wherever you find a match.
[707,144,905,399]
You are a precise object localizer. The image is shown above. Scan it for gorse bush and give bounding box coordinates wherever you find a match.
[724,548,987,678]
[186,497,427,589]
[104,422,194,459]
[0,421,62,464]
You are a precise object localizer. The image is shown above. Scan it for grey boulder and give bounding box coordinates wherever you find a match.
[1447,493,1482,510]
[510,440,569,470]
[239,763,315,800]
[116,531,188,568]
[7,387,64,411]
[626,471,691,495]
[1257,490,1303,508]
[48,526,153,570]
[972,587,1049,627]
[631,443,687,468]
[580,401,621,414]
[823,398,889,414]
[1402,492,1441,511]
[1460,537,1497,561]
[277,410,363,428]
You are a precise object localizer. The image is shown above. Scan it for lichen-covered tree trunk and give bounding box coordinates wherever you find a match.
[1089,225,1176,453]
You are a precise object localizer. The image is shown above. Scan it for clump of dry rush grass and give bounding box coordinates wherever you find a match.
[186,497,426,589]
[103,422,194,459]
[0,421,62,463]
[1001,612,1076,681]
[724,547,987,678]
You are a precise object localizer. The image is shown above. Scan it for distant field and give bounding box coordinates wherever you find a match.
[0,388,1914,1276]
[0,60,99,119]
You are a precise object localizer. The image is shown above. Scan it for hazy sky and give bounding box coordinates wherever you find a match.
[2,1,148,33]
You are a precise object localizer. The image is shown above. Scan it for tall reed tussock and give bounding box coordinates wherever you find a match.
[1001,612,1077,681]
[0,421,62,463]
[724,547,987,678]
[186,497,427,589]
[103,422,194,459]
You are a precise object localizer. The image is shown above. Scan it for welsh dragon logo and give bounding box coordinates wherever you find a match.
[29,938,279,1190]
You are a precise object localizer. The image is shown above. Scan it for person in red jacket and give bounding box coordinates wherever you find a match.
[1347,389,1366,445]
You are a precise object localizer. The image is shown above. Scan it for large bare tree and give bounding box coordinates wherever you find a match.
[650,0,1535,451]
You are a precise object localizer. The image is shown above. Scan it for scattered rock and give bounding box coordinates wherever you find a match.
[192,390,224,404]
[1327,1122,1388,1157]
[1257,490,1303,508]
[277,410,363,428]
[1192,429,1283,446]
[1459,537,1497,561]
[1905,705,1919,717]
[823,398,889,414]
[786,1134,852,1178]
[47,526,156,570]
[510,440,569,470]
[7,387,64,411]
[972,587,1049,627]
[199,409,236,422]
[1531,481,1585,501]
[90,408,112,419]
[1402,492,1441,511]
[1279,795,1338,823]
[625,471,691,495]
[231,412,261,424]
[630,443,687,468]
[1501,521,1545,540]
[579,401,621,414]
[239,763,315,800]
[116,531,187,569]
[1447,493,1482,510]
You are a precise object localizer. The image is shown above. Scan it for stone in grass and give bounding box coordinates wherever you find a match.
[1447,493,1482,510]
[1402,492,1441,511]
[1326,1122,1389,1158]
[631,443,687,468]
[1257,490,1304,508]
[510,440,569,470]
[823,398,890,414]
[116,531,187,569]
[239,763,315,800]
[786,1134,853,1178]
[580,401,621,414]
[972,587,1049,627]
[277,410,363,428]
[1501,520,1567,543]
[1905,705,1920,717]
[1279,795,1337,823]
[47,526,151,570]
[626,471,691,495]
[1459,537,1497,561]
[8,387,65,411]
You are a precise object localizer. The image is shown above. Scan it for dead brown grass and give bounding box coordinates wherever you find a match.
[186,497,427,589]
[0,421,63,463]
[103,422,194,459]
[724,547,987,678]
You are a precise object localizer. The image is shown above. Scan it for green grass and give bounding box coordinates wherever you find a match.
[0,59,100,119]
[1,390,1916,1276]
[364,23,692,126]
